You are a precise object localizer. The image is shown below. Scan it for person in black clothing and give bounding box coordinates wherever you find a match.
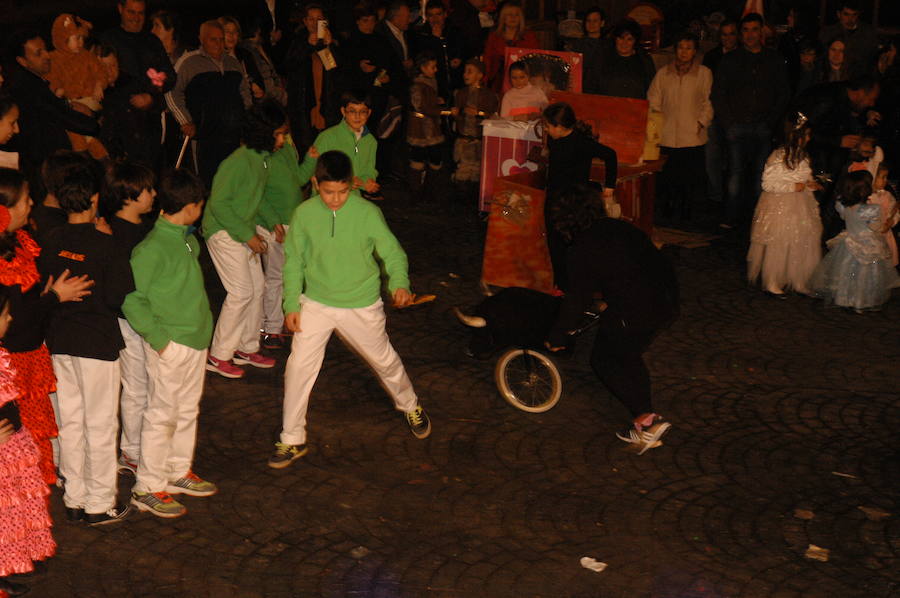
[541,102,618,291]
[284,3,341,150]
[565,7,607,95]
[545,182,678,456]
[6,30,99,198]
[100,0,176,170]
[702,20,738,205]
[29,151,94,248]
[413,1,464,102]
[165,20,252,187]
[101,161,155,475]
[712,12,790,229]
[241,0,295,70]
[595,20,656,100]
[448,0,490,63]
[794,76,881,238]
[338,4,394,127]
[38,160,134,525]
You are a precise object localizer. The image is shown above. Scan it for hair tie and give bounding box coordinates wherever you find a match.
[0,205,10,233]
[794,112,809,130]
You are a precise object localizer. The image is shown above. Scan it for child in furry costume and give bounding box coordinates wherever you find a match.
[46,13,108,159]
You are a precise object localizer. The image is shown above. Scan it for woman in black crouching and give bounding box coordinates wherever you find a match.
[545,182,679,454]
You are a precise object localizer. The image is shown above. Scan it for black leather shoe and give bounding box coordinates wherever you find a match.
[65,507,85,522]
[0,577,30,596]
[763,290,787,300]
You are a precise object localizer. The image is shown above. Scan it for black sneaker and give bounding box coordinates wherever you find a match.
[65,506,85,523]
[405,406,432,439]
[84,503,131,526]
[262,334,285,350]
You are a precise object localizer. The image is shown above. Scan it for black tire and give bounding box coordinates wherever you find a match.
[494,348,563,413]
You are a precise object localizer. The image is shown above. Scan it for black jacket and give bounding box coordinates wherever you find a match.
[547,219,678,347]
[100,27,176,111]
[712,46,789,129]
[546,129,618,197]
[38,223,133,361]
[339,29,395,91]
[8,67,99,186]
[793,82,866,177]
[412,25,464,100]
[374,20,411,99]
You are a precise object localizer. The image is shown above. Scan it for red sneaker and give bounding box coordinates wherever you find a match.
[233,351,276,369]
[206,355,245,378]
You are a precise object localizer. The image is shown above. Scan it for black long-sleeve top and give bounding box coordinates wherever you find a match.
[100,27,176,110]
[546,129,617,197]
[547,218,679,347]
[38,223,134,361]
[712,46,789,129]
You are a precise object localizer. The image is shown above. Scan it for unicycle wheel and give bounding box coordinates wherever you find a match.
[494,348,562,413]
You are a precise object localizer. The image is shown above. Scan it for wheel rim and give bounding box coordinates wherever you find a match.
[496,349,562,412]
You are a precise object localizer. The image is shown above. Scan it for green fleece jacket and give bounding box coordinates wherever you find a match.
[297,120,378,185]
[282,192,409,313]
[122,217,213,351]
[202,146,271,242]
[257,141,304,231]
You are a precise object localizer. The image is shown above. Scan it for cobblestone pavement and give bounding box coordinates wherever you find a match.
[26,190,900,598]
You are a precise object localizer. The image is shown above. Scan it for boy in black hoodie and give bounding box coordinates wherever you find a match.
[39,159,134,526]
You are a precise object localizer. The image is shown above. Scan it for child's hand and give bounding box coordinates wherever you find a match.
[158,342,169,357]
[285,311,301,333]
[45,269,94,303]
[274,224,286,244]
[307,145,319,159]
[247,234,268,254]
[0,419,13,444]
[794,182,806,192]
[360,59,377,73]
[392,288,412,308]
[251,82,265,99]
[806,180,823,191]
[364,179,380,193]
[352,176,364,189]
[464,106,479,116]
[55,88,66,98]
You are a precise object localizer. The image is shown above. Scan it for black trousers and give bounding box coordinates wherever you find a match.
[589,312,656,418]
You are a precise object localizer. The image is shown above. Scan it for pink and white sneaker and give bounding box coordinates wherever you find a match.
[206,355,245,378]
[233,351,276,369]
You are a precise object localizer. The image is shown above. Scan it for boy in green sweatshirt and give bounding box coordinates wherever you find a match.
[203,101,288,378]
[123,169,216,519]
[269,151,431,469]
[297,90,380,198]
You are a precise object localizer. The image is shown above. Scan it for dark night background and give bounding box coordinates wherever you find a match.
[0,0,896,48]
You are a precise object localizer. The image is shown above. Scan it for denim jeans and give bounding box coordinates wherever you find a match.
[724,121,772,227]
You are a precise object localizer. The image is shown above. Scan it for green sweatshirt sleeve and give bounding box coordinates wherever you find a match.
[369,207,409,292]
[282,206,308,314]
[258,144,303,230]
[357,136,378,183]
[122,246,170,352]
[297,130,328,185]
[206,155,258,242]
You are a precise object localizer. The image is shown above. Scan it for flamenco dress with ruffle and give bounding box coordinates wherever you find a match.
[0,347,56,578]
[0,230,60,485]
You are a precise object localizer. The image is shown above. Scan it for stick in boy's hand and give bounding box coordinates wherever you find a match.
[392,288,412,308]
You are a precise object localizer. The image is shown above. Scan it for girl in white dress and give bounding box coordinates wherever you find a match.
[747,113,823,297]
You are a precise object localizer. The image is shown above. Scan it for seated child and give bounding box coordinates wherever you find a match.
[500,60,548,121]
[269,150,431,470]
[46,13,108,159]
[451,59,499,186]
[298,90,379,198]
[123,169,216,519]
[39,158,133,525]
[407,51,446,198]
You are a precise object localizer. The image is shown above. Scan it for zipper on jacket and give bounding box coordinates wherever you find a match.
[331,210,336,237]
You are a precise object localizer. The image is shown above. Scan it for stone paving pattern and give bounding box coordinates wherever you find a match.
[27,192,900,598]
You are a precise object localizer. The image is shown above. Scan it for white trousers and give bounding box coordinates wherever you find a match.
[257,225,287,334]
[207,230,264,361]
[52,355,121,514]
[280,297,419,445]
[134,342,206,494]
[118,318,150,460]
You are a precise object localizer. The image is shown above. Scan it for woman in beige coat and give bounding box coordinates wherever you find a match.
[647,32,713,225]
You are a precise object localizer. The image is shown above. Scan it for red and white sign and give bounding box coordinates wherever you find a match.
[479,119,542,212]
